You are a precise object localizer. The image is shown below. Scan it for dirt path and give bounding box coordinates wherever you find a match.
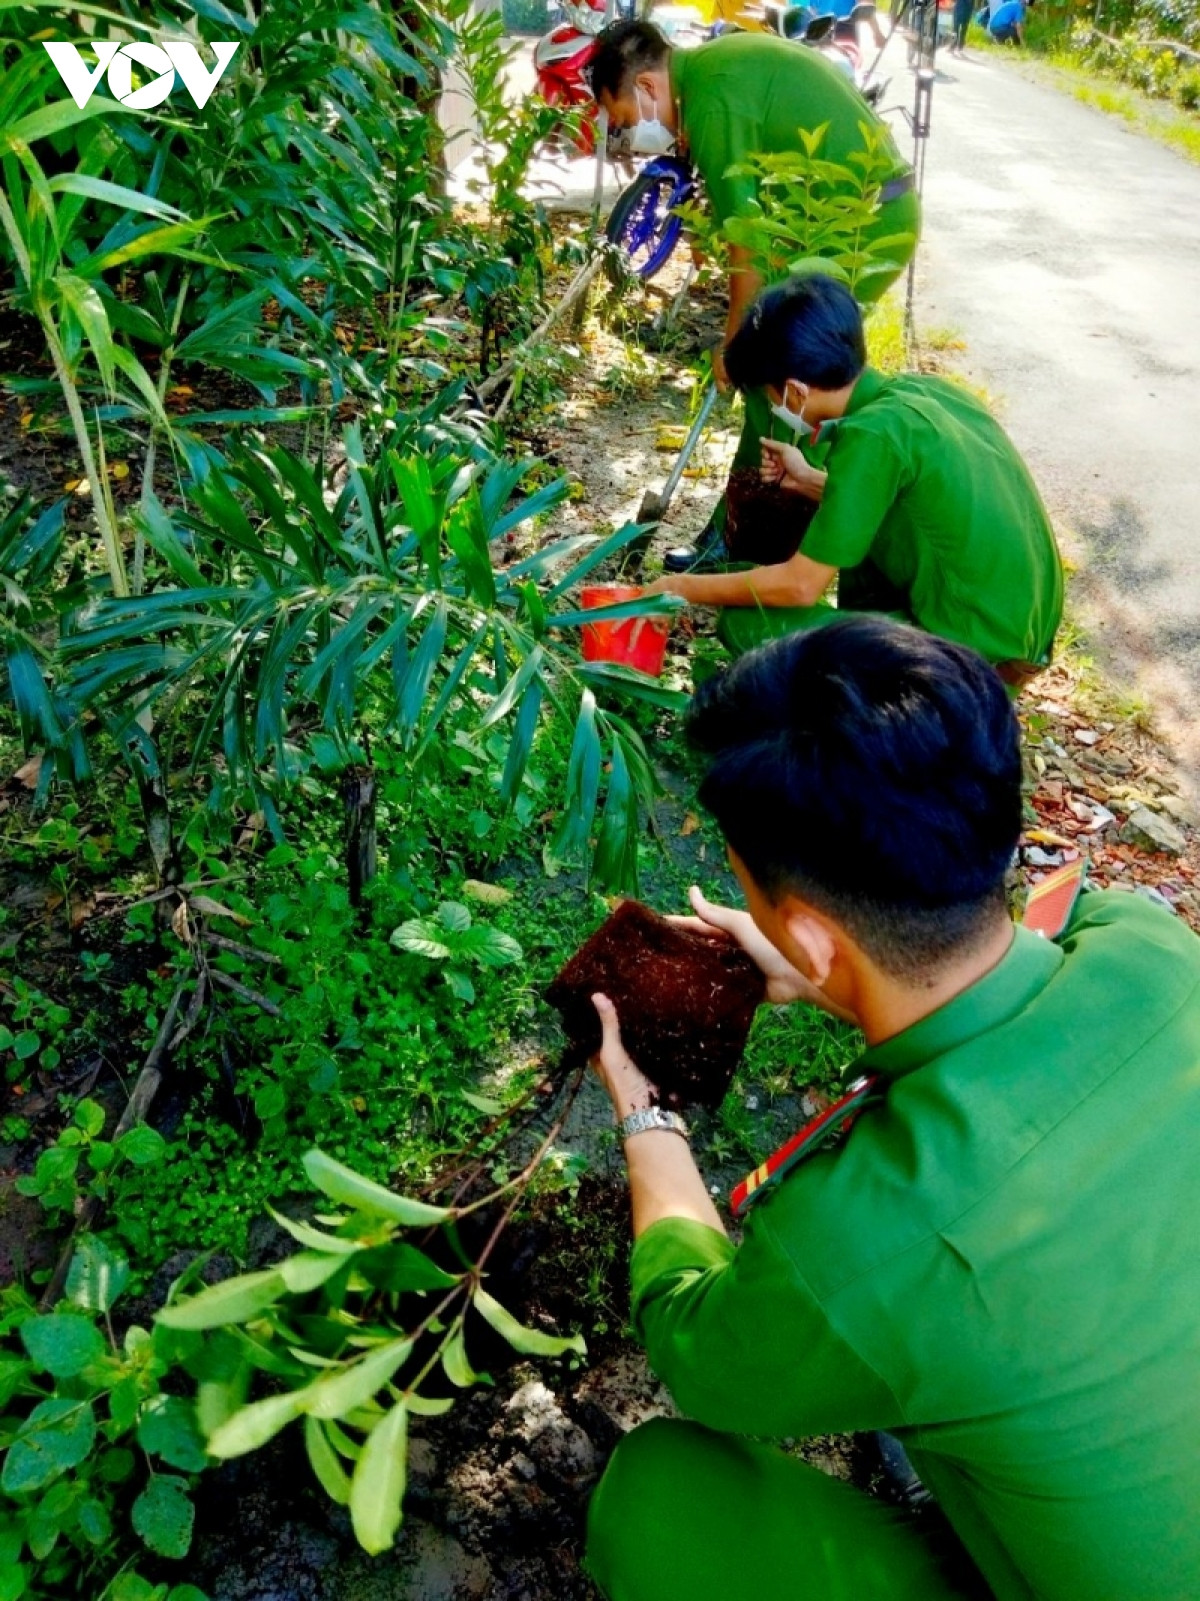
[908,43,1200,789]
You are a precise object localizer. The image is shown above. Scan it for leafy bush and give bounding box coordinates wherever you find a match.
[0,1239,208,1601]
[157,1149,585,1556]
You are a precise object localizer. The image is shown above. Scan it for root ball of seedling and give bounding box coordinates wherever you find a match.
[545,900,766,1110]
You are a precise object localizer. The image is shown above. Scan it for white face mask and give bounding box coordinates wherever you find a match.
[628,86,675,155]
[769,384,815,439]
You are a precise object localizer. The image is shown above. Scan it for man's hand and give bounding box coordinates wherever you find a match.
[761,440,827,502]
[642,574,688,601]
[589,993,658,1120]
[670,886,850,1016]
[712,345,730,393]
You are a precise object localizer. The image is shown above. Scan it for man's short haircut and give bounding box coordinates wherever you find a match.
[687,618,1021,980]
[724,274,867,393]
[590,19,671,102]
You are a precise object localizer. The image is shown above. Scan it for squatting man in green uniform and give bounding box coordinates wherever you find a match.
[647,274,1064,677]
[590,21,920,569]
[582,617,1200,1601]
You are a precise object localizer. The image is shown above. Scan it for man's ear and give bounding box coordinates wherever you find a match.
[780,904,837,988]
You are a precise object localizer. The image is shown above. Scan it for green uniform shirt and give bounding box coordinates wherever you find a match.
[803,367,1063,664]
[630,891,1200,1601]
[669,31,909,227]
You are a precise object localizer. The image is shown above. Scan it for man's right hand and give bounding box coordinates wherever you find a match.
[669,886,834,1009]
[761,440,827,501]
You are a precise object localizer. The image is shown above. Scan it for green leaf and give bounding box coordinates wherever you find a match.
[137,1396,209,1472]
[389,919,451,961]
[296,1338,414,1421]
[349,1399,408,1555]
[444,968,475,1004]
[279,1251,350,1294]
[168,1588,211,1601]
[404,1392,456,1418]
[206,1390,304,1459]
[356,1243,460,1294]
[77,1497,111,1545]
[437,901,471,934]
[157,1268,288,1330]
[266,1208,364,1256]
[0,1563,26,1600]
[1,1399,96,1494]
[441,1328,482,1389]
[66,1236,130,1314]
[456,927,523,970]
[131,1474,194,1559]
[46,173,182,221]
[304,1416,350,1506]
[117,1124,167,1167]
[20,1314,104,1378]
[473,1290,586,1359]
[73,1098,105,1137]
[301,1151,451,1227]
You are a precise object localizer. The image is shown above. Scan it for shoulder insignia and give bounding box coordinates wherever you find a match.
[1021,856,1087,940]
[730,1074,883,1220]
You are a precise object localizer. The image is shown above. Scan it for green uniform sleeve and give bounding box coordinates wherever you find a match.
[801,425,909,570]
[630,1215,904,1436]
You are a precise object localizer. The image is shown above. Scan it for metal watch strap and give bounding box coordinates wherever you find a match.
[618,1106,690,1143]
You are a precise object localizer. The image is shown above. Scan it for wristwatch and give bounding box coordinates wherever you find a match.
[617,1106,690,1143]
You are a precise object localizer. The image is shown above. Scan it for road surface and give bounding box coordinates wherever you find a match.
[908,49,1200,782]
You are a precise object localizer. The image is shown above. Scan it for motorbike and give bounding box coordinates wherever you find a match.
[532,0,614,157]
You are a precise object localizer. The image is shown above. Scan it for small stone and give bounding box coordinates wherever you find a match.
[1158,793,1198,829]
[1073,728,1100,746]
[1024,846,1064,868]
[745,1094,759,1111]
[1102,755,1134,775]
[1121,806,1187,857]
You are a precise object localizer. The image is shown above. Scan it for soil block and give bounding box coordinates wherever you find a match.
[725,466,817,567]
[545,900,766,1110]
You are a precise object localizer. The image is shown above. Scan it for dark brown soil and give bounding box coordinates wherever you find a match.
[724,466,817,566]
[545,900,765,1110]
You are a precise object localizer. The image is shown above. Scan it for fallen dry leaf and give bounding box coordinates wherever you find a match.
[189,895,251,926]
[680,812,701,837]
[171,900,193,944]
[13,756,42,790]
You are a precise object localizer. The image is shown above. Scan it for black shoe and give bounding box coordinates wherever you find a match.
[663,510,727,574]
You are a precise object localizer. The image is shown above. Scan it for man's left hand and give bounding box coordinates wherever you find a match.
[589,993,658,1120]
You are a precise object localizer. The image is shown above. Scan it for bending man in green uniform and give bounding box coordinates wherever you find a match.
[583,617,1200,1601]
[647,274,1063,678]
[590,21,920,570]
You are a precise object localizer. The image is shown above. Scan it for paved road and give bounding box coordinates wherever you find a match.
[909,50,1200,781]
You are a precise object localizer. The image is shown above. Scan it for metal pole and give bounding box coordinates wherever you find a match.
[903,64,934,353]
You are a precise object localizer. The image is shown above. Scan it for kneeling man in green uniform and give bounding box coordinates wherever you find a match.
[583,617,1200,1601]
[591,21,920,568]
[647,274,1063,680]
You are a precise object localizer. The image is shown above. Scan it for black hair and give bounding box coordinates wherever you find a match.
[686,618,1021,980]
[589,19,670,102]
[724,274,866,394]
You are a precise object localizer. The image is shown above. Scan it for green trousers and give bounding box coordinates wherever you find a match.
[585,1418,982,1601]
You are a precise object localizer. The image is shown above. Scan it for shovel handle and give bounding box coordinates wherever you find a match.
[654,381,719,517]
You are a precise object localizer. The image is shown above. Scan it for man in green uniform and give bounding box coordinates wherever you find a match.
[582,617,1200,1601]
[647,274,1063,678]
[590,21,920,568]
